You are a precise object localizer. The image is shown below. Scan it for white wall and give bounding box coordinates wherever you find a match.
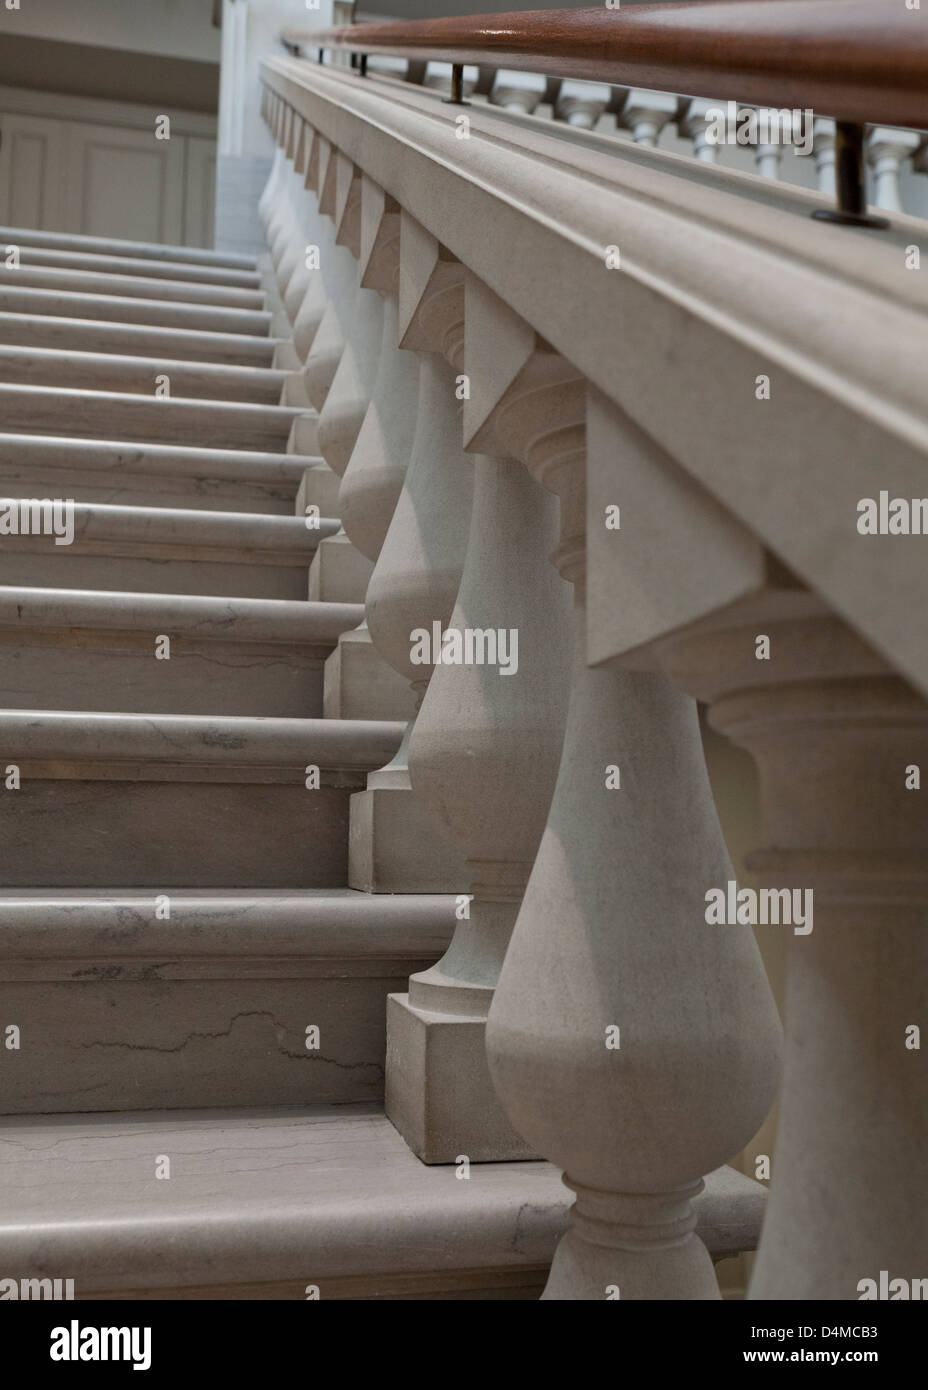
[0,0,221,63]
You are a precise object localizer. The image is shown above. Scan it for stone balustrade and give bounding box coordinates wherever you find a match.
[256,50,927,1300]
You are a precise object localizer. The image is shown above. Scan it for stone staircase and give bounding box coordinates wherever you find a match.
[0,225,763,1299]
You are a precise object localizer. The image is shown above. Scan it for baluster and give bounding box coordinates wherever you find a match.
[554,80,611,130]
[337,179,416,571]
[679,98,722,164]
[750,107,791,181]
[650,585,928,1299]
[276,121,312,298]
[258,143,287,232]
[322,176,418,725]
[809,117,837,196]
[289,126,337,365]
[867,127,921,213]
[485,370,782,1299]
[489,69,547,115]
[386,275,573,1164]
[315,153,384,479]
[356,215,474,891]
[620,88,678,146]
[303,140,360,414]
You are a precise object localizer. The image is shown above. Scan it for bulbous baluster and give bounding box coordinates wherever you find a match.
[481,350,782,1298]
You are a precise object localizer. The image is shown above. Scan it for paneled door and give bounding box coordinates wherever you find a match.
[0,90,217,247]
[0,113,66,230]
[62,122,186,244]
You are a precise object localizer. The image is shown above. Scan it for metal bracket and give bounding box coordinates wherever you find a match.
[812,121,889,229]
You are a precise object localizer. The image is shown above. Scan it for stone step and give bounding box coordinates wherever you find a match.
[0,346,288,404]
[0,501,338,599]
[0,890,454,1114]
[0,585,363,716]
[0,312,279,367]
[0,285,272,336]
[0,710,404,887]
[5,245,262,291]
[0,263,266,311]
[0,435,315,515]
[0,224,257,271]
[0,1105,765,1298]
[0,385,310,451]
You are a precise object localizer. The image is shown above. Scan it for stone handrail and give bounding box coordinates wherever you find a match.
[257,23,928,1300]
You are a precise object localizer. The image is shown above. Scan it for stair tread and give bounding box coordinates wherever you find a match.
[0,888,456,960]
[0,264,266,310]
[0,585,362,642]
[0,384,312,450]
[0,286,272,335]
[0,709,405,770]
[7,246,262,290]
[0,312,280,365]
[0,434,319,483]
[0,225,257,271]
[0,1105,763,1294]
[0,345,289,399]
[0,497,336,547]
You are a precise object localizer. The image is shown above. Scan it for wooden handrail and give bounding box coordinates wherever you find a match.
[281,1,928,130]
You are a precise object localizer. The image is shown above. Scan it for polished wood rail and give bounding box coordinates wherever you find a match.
[282,0,928,131]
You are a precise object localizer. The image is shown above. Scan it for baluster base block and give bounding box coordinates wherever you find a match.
[385,993,537,1164]
[286,413,319,456]
[349,787,468,893]
[296,465,341,519]
[308,535,373,604]
[323,628,418,722]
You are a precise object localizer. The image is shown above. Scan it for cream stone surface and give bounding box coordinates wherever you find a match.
[0,311,279,367]
[0,346,287,403]
[0,284,272,336]
[322,625,418,722]
[0,1105,764,1298]
[308,532,373,604]
[0,435,311,514]
[654,588,928,1300]
[348,786,467,894]
[0,501,337,600]
[0,383,306,451]
[295,461,341,518]
[0,890,453,1113]
[6,27,920,1299]
[0,587,361,716]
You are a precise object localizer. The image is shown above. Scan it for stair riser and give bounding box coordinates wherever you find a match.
[0,781,353,887]
[0,971,432,1114]
[0,468,299,515]
[0,551,310,601]
[0,314,277,367]
[0,634,329,717]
